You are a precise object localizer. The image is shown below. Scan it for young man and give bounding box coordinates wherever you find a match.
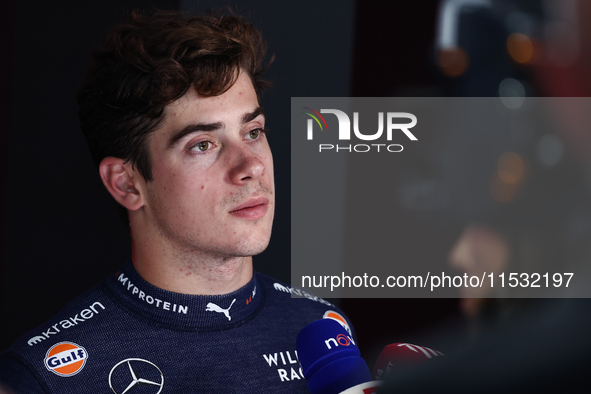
[0,10,352,393]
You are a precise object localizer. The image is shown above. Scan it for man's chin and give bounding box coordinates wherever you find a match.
[227,233,272,257]
[243,238,272,257]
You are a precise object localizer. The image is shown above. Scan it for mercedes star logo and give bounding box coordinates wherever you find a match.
[108,358,164,394]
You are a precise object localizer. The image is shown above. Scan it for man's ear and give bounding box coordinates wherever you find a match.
[99,157,144,211]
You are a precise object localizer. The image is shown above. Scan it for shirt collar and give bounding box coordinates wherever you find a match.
[103,261,263,330]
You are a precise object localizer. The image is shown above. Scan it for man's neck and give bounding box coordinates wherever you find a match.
[131,237,254,296]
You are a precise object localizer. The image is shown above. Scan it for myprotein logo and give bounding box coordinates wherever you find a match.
[303,107,417,153]
[117,273,188,314]
[44,342,88,377]
[324,333,355,350]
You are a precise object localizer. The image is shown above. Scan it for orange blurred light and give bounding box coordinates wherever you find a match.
[497,152,526,184]
[490,152,527,203]
[437,46,469,77]
[507,33,534,64]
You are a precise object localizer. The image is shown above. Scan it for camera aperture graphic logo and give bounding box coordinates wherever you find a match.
[302,107,329,135]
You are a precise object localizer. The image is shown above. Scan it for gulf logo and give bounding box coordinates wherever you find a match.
[44,342,88,377]
[323,310,352,336]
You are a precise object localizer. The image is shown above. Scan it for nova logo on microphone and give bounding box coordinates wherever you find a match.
[297,319,377,394]
[324,333,356,350]
[323,310,352,337]
[303,107,417,153]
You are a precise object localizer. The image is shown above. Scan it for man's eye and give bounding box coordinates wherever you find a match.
[246,128,263,140]
[192,141,211,152]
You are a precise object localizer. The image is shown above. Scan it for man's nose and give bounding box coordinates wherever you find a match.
[227,149,265,184]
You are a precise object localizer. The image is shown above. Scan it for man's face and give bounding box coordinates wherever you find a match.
[137,72,274,259]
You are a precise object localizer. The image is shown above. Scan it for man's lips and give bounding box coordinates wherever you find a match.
[229,196,270,220]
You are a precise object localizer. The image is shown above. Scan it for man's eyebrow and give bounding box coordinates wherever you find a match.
[167,122,222,149]
[242,107,265,124]
[167,107,265,149]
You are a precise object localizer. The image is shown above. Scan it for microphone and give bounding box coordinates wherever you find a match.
[296,318,381,394]
[373,343,443,380]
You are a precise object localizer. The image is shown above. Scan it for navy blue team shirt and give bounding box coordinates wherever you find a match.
[0,261,353,393]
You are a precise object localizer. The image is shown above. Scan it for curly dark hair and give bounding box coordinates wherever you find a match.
[77,9,271,224]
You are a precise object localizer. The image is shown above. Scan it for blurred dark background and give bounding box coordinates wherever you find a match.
[3,0,591,375]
